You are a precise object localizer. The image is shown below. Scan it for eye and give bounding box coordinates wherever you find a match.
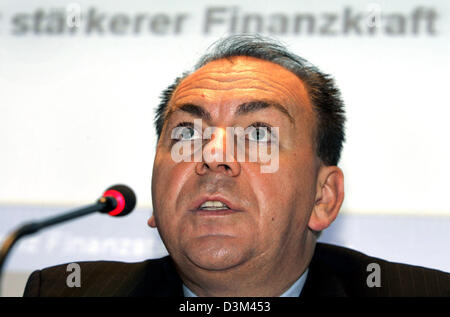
[171,123,202,141]
[247,123,272,143]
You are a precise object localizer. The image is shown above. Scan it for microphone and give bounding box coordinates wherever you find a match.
[0,184,136,295]
[101,184,136,217]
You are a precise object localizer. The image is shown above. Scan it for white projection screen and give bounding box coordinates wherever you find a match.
[0,0,449,295]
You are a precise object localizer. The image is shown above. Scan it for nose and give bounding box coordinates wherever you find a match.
[195,127,241,177]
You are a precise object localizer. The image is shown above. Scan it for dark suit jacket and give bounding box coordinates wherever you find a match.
[23,243,450,297]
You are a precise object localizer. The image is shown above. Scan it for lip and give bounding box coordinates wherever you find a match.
[189,195,243,214]
[194,209,237,216]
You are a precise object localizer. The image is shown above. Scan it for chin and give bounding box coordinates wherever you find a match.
[184,235,251,271]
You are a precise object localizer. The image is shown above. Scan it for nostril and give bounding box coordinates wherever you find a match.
[195,156,241,177]
[219,163,230,170]
[205,162,230,171]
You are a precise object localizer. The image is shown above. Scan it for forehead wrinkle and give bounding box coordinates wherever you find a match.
[193,61,309,93]
[175,69,310,116]
[184,70,265,83]
[175,76,303,107]
[180,68,303,90]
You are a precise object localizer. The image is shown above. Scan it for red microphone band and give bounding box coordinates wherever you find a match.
[102,189,126,216]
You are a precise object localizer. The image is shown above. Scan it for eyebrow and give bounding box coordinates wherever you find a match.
[168,100,294,124]
[236,100,295,124]
[167,103,212,121]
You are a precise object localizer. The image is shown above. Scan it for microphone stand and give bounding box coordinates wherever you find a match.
[0,196,116,296]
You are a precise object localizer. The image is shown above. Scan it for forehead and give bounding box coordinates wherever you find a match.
[169,56,313,117]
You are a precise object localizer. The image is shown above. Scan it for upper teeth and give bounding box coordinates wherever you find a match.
[199,201,229,210]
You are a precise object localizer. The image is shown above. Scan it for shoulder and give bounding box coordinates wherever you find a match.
[309,243,450,297]
[23,256,182,297]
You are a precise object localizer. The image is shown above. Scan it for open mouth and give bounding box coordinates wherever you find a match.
[189,196,242,215]
[198,200,230,211]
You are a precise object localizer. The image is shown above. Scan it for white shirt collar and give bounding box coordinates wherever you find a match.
[183,268,309,297]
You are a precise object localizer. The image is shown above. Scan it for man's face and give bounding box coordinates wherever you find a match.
[151,56,321,274]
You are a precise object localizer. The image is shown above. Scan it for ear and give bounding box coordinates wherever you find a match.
[147,214,157,228]
[308,165,345,232]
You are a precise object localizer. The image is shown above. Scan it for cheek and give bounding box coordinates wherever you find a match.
[253,174,296,223]
[152,156,196,251]
[152,152,193,216]
[247,155,317,230]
